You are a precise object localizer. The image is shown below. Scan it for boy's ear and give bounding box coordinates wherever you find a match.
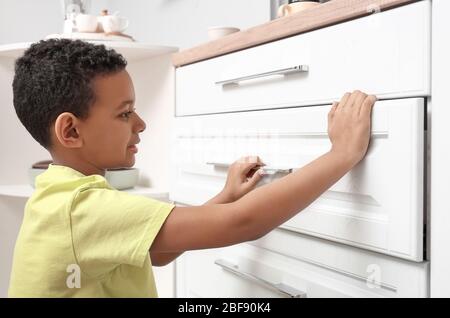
[53,112,83,148]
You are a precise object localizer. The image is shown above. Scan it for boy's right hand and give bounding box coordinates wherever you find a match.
[328,90,377,167]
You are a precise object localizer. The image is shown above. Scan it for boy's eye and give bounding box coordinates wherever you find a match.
[120,110,134,119]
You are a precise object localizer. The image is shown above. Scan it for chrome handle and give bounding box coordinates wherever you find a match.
[206,162,293,175]
[214,259,307,298]
[215,65,309,86]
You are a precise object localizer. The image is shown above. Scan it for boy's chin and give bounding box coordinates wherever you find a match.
[125,156,136,167]
[121,159,135,168]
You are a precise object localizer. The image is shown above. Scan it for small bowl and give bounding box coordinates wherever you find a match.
[28,166,139,190]
[105,168,139,190]
[207,26,240,41]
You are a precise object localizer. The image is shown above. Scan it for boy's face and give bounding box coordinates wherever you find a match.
[79,70,146,169]
[55,69,146,171]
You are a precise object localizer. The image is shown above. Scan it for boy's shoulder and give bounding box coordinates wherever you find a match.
[35,164,112,195]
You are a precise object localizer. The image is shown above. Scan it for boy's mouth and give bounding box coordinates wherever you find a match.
[127,140,139,153]
[127,138,140,153]
[127,144,138,153]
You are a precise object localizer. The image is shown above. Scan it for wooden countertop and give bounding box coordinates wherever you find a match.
[172,0,418,67]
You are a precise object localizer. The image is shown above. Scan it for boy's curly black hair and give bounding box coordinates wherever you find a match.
[13,39,127,150]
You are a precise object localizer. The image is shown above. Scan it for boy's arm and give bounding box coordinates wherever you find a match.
[150,197,230,266]
[152,150,352,253]
[151,159,263,266]
[151,91,376,253]
[150,198,223,266]
[150,193,233,266]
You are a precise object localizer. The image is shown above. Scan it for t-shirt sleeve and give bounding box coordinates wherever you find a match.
[69,187,175,278]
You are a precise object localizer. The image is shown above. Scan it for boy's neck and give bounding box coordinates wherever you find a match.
[51,156,106,177]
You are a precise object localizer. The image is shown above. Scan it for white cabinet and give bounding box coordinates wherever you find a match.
[176,1,430,116]
[176,233,428,298]
[171,98,425,261]
[174,1,431,297]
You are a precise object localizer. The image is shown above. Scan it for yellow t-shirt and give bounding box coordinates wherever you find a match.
[8,164,175,298]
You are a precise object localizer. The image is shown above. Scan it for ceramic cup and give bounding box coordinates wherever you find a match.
[75,14,98,32]
[277,1,320,18]
[101,15,129,33]
[207,26,240,41]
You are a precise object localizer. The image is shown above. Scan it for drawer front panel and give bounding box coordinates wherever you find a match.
[170,98,425,261]
[176,1,430,116]
[176,238,428,298]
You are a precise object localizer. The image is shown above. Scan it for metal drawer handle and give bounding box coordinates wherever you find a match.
[215,65,309,86]
[214,259,307,298]
[206,162,293,175]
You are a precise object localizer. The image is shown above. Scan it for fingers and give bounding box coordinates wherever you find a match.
[346,90,366,111]
[239,156,265,175]
[337,90,373,115]
[328,101,338,121]
[353,91,368,117]
[360,95,377,118]
[245,167,264,189]
[344,92,358,111]
[238,155,262,164]
[336,92,351,112]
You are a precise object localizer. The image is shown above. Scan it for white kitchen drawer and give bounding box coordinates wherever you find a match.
[170,98,425,261]
[175,235,429,298]
[176,1,430,116]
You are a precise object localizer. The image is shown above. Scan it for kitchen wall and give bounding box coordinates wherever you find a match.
[0,0,271,49]
[0,0,109,44]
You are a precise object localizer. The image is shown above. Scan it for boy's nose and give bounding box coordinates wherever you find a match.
[135,114,146,133]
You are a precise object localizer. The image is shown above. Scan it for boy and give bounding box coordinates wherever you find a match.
[8,39,376,297]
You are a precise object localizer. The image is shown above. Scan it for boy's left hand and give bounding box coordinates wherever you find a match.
[221,156,265,202]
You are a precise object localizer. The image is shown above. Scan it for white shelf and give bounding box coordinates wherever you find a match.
[0,185,34,198]
[0,41,178,62]
[0,184,169,201]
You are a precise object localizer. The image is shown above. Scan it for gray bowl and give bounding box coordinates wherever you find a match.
[28,167,139,190]
[105,168,139,190]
